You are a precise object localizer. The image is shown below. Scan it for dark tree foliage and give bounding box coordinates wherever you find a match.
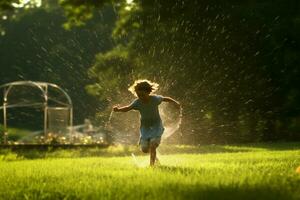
[1,0,299,143]
[0,1,116,130]
[89,0,300,143]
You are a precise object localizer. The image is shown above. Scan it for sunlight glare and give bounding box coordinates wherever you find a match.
[12,0,42,8]
[125,0,134,11]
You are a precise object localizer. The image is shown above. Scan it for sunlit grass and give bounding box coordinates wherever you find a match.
[0,143,299,200]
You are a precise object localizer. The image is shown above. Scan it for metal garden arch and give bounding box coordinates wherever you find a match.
[0,81,73,144]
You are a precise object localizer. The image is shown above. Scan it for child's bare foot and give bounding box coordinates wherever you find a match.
[149,157,160,167]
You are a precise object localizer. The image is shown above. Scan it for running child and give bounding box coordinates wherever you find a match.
[113,79,180,166]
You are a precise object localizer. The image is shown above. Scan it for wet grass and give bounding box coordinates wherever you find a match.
[0,142,299,200]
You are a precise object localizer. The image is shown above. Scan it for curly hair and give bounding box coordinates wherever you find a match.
[128,79,159,96]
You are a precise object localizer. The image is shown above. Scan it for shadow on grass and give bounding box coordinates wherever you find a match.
[241,142,300,151]
[158,142,300,155]
[153,165,298,200]
[0,142,299,160]
[173,184,296,200]
[0,145,137,160]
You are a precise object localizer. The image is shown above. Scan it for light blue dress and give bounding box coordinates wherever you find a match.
[129,95,164,140]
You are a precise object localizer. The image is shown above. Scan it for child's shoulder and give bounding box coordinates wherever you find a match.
[150,94,164,98]
[130,98,140,108]
[150,94,164,103]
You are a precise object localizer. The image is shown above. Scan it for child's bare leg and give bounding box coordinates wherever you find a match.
[150,143,156,166]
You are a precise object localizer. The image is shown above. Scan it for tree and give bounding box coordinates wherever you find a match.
[0,0,117,128]
[2,0,299,143]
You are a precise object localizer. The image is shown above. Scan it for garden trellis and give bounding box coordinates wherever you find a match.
[0,81,73,144]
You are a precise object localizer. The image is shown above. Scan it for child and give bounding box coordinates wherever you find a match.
[113,79,181,166]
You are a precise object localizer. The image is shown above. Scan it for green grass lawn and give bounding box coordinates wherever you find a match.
[0,143,299,200]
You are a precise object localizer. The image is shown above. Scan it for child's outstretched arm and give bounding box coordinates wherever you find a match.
[113,104,133,112]
[162,96,181,108]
